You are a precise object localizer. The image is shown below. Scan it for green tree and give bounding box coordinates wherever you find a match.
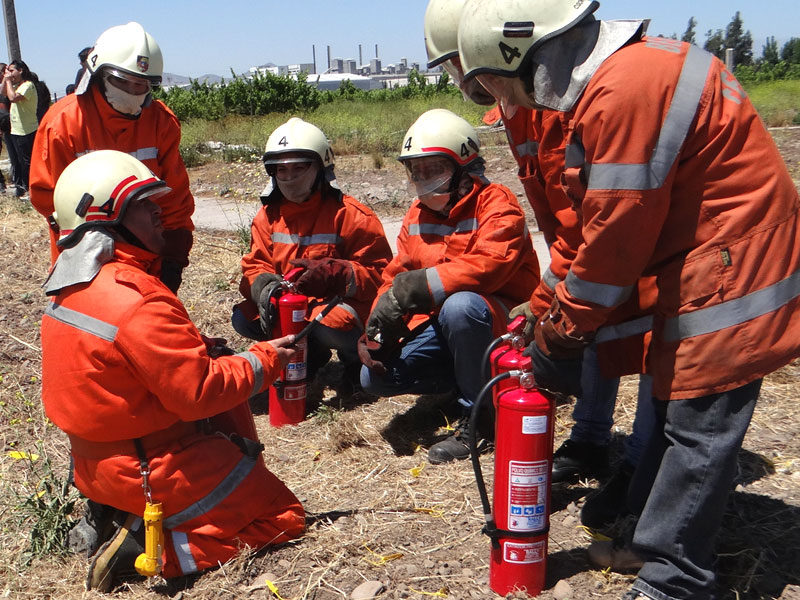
[762,36,780,65]
[704,29,725,58]
[681,17,697,45]
[725,11,753,66]
[781,38,800,64]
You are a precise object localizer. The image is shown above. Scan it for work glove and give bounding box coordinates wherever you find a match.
[251,272,283,336]
[357,333,388,375]
[200,335,235,358]
[159,260,184,294]
[508,300,537,341]
[533,297,593,360]
[524,341,583,397]
[366,288,410,348]
[392,269,433,314]
[290,257,355,298]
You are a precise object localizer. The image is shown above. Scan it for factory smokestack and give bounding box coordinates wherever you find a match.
[327,45,331,70]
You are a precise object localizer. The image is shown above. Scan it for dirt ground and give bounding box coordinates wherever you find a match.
[1,128,799,600]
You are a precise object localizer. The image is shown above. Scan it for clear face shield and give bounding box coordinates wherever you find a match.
[443,58,496,106]
[474,72,538,119]
[102,68,152,116]
[404,156,456,212]
[265,155,320,204]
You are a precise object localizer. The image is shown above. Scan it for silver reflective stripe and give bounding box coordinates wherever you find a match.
[44,302,118,342]
[336,301,363,330]
[170,530,198,574]
[130,147,159,161]
[565,270,634,308]
[163,455,257,529]
[408,219,479,238]
[587,45,713,191]
[426,267,446,306]
[542,267,562,291]
[515,140,539,158]
[596,315,653,343]
[271,232,341,246]
[664,269,800,342]
[237,351,264,396]
[74,147,159,161]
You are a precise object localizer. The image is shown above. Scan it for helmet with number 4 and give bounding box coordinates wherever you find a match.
[77,22,163,94]
[53,150,168,248]
[263,117,334,171]
[458,0,600,81]
[399,108,480,166]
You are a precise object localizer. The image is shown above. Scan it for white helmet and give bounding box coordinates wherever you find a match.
[78,22,163,94]
[458,0,599,81]
[53,150,168,248]
[425,0,464,68]
[263,117,334,170]
[424,0,495,105]
[399,109,480,166]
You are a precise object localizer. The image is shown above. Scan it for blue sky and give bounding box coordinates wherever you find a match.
[6,1,799,98]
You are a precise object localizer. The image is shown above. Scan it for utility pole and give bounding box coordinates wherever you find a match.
[2,0,21,60]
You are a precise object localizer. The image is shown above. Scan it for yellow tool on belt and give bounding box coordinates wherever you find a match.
[135,501,164,576]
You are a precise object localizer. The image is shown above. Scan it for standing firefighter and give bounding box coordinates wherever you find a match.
[359,108,540,464]
[30,22,193,293]
[41,151,304,591]
[458,0,800,598]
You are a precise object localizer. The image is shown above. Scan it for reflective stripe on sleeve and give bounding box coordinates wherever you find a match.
[426,267,447,306]
[75,147,159,161]
[596,315,653,343]
[515,140,539,158]
[163,455,257,529]
[542,267,562,291]
[565,271,634,308]
[664,269,800,342]
[170,530,199,575]
[586,45,713,191]
[44,302,118,342]
[270,232,342,247]
[407,219,479,238]
[237,351,264,396]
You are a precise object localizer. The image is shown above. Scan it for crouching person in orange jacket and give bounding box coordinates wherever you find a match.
[40,150,304,592]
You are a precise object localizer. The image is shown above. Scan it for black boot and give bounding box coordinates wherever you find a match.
[551,439,610,483]
[581,461,635,529]
[86,512,145,592]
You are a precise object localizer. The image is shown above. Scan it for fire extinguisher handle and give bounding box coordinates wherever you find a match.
[291,295,343,345]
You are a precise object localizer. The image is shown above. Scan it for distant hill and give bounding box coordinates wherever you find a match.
[162,72,225,88]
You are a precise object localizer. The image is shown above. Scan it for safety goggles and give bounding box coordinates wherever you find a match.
[103,68,153,95]
[443,58,495,106]
[404,156,455,198]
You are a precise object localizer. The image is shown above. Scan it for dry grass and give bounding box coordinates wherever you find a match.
[2,159,800,599]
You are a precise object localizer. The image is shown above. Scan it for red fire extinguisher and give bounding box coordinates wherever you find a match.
[268,268,309,427]
[469,316,556,597]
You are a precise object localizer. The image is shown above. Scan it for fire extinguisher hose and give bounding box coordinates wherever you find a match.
[481,334,510,382]
[468,372,512,540]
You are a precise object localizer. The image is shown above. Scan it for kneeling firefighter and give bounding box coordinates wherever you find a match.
[358,108,540,464]
[40,150,304,591]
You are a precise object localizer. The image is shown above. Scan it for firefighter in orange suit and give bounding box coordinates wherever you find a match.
[40,150,304,592]
[424,0,658,529]
[358,108,540,464]
[233,117,393,390]
[459,1,800,598]
[30,22,193,294]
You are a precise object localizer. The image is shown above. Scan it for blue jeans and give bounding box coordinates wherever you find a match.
[628,379,761,600]
[360,291,494,408]
[231,305,361,370]
[569,341,657,467]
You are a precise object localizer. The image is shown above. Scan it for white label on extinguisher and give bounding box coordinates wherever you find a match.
[503,540,546,564]
[522,415,547,435]
[507,460,549,531]
[285,340,307,381]
[292,309,306,322]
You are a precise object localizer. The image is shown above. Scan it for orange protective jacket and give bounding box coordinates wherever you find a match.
[504,106,654,376]
[41,244,303,577]
[554,38,800,399]
[30,86,195,267]
[238,189,393,331]
[378,180,540,338]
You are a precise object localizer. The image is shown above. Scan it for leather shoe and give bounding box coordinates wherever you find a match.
[552,439,609,483]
